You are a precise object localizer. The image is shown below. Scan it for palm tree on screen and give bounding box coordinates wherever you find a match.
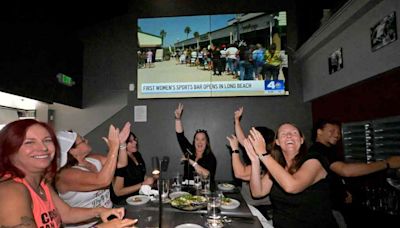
[193,31,200,49]
[184,26,192,39]
[160,29,167,47]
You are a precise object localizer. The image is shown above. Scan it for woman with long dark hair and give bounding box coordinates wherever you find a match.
[174,103,217,183]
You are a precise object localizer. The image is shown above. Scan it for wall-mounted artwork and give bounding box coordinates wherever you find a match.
[328,47,343,74]
[371,11,397,52]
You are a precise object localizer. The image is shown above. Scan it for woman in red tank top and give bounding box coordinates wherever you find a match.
[0,119,137,227]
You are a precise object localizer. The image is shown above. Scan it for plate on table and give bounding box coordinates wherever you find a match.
[169,191,190,200]
[220,197,240,209]
[217,183,235,191]
[126,195,150,205]
[170,194,207,211]
[175,224,204,228]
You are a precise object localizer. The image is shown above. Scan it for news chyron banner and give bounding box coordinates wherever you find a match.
[141,80,285,97]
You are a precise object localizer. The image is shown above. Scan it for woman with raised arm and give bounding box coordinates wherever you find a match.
[226,106,274,219]
[244,124,338,228]
[55,122,131,228]
[0,119,137,228]
[174,103,217,184]
[110,132,155,205]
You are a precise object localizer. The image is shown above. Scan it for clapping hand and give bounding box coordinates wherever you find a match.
[119,122,131,144]
[102,125,120,152]
[248,127,267,156]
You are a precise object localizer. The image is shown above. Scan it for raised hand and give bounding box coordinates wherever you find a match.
[119,122,131,144]
[175,103,184,119]
[243,138,259,163]
[226,135,239,151]
[234,107,243,122]
[248,127,267,156]
[102,125,120,152]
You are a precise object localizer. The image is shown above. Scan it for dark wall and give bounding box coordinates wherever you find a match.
[311,66,400,124]
[85,0,313,180]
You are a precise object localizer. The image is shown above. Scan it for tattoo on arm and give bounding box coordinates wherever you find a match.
[0,216,35,228]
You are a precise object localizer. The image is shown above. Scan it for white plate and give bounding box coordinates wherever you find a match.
[126,195,150,205]
[169,191,190,200]
[217,183,235,191]
[221,198,240,209]
[175,223,203,228]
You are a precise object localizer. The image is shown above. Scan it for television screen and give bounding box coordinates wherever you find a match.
[137,11,289,99]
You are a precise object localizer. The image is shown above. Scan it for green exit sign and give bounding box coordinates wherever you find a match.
[56,73,75,86]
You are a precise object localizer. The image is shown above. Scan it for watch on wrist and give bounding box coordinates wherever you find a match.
[258,151,269,160]
[232,149,240,154]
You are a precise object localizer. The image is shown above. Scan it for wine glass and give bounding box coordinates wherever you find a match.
[194,173,201,189]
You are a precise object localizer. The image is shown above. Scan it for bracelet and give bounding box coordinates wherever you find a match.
[231,149,240,154]
[258,152,269,160]
[192,162,198,168]
[119,143,127,150]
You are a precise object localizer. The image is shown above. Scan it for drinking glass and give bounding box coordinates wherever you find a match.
[194,173,201,189]
[200,174,211,194]
[173,173,182,191]
[161,179,170,202]
[207,194,221,219]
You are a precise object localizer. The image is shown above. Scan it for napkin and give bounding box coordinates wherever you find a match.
[139,185,159,196]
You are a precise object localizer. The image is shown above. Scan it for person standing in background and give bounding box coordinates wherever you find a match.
[310,119,400,228]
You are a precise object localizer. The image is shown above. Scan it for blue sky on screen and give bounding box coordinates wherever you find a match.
[138,14,235,47]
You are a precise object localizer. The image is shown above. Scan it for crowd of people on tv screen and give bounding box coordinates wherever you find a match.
[1,103,399,227]
[139,41,288,83]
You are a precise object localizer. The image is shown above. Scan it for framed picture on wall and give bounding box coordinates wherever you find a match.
[328,47,343,74]
[370,11,397,52]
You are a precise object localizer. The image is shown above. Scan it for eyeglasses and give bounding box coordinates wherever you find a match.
[75,137,88,146]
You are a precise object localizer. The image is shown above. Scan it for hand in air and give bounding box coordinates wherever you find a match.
[119,122,131,144]
[248,127,267,156]
[226,134,239,151]
[102,125,120,152]
[175,103,184,119]
[243,138,259,163]
[234,107,243,122]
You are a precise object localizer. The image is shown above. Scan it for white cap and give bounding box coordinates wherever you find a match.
[56,131,77,168]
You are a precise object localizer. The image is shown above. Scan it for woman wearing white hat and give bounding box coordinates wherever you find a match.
[55,122,131,228]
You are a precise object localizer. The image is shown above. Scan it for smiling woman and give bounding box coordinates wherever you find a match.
[0,119,137,228]
[174,103,217,185]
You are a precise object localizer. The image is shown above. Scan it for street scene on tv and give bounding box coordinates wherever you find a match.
[137,12,289,99]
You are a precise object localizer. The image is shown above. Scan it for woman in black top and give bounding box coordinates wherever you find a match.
[174,103,217,184]
[244,123,337,228]
[110,132,155,205]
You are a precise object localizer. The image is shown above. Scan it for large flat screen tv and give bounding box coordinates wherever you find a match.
[137,11,288,99]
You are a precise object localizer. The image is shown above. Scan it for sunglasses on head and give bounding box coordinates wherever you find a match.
[195,129,207,133]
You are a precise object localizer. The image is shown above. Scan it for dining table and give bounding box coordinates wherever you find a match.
[120,182,265,228]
